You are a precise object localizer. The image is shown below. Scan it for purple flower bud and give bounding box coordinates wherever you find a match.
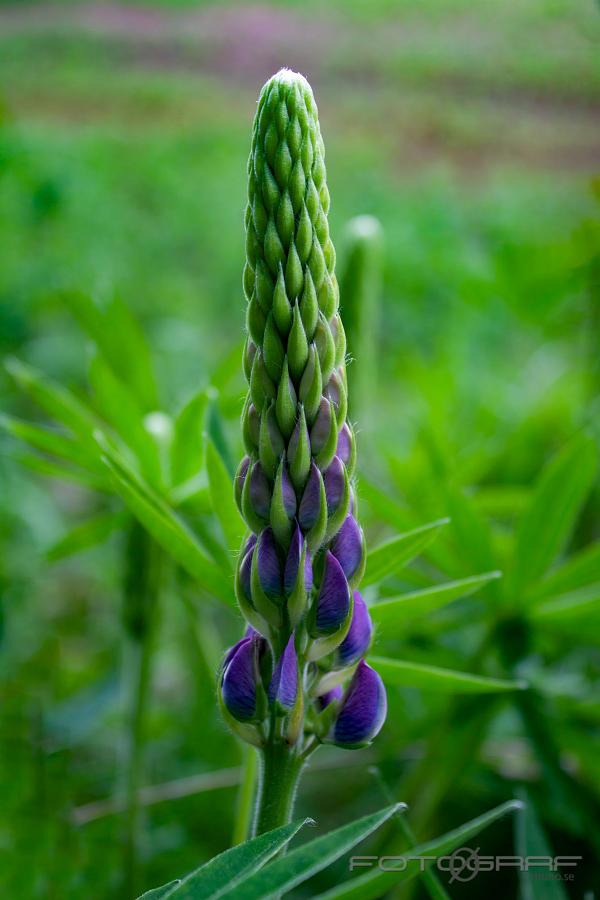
[331,515,363,580]
[336,422,352,465]
[268,634,299,711]
[310,398,332,455]
[317,684,343,709]
[235,456,251,510]
[299,461,324,531]
[256,527,283,601]
[333,660,387,747]
[249,461,271,521]
[315,551,351,633]
[323,456,345,515]
[221,637,261,722]
[284,524,313,596]
[222,635,251,674]
[337,591,372,666]
[239,545,254,603]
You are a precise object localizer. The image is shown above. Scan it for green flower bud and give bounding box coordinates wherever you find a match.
[287,302,309,382]
[287,405,311,491]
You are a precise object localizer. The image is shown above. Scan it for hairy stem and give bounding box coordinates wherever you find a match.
[253,739,304,837]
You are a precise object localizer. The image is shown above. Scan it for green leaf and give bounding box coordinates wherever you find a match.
[369,657,526,693]
[12,452,113,492]
[65,291,158,412]
[145,818,311,899]
[206,438,246,557]
[315,800,522,899]
[515,790,568,900]
[46,510,126,561]
[444,487,498,582]
[529,583,600,626]
[99,440,233,606]
[5,356,98,446]
[171,390,208,487]
[512,435,596,595]
[139,882,181,899]
[362,519,449,588]
[527,542,600,602]
[1,414,104,474]
[88,353,162,487]
[215,804,403,900]
[370,571,501,636]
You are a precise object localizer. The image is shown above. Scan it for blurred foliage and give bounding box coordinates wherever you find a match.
[0,0,599,897]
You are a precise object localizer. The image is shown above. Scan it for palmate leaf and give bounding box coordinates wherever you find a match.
[5,356,99,447]
[98,438,233,606]
[214,804,403,900]
[369,657,526,693]
[315,800,522,899]
[12,451,113,492]
[1,414,105,475]
[88,352,162,487]
[370,571,501,636]
[140,818,312,899]
[511,435,596,596]
[362,519,449,588]
[64,290,158,412]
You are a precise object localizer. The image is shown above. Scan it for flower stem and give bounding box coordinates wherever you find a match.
[253,739,304,837]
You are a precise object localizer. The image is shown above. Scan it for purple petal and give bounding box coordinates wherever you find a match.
[280,464,297,518]
[315,551,351,633]
[299,462,323,531]
[284,524,313,595]
[268,634,299,710]
[331,515,363,580]
[222,635,251,675]
[239,544,254,602]
[249,461,271,520]
[336,423,352,465]
[333,660,387,746]
[221,637,259,722]
[317,684,343,709]
[257,527,283,600]
[323,456,345,514]
[337,591,373,666]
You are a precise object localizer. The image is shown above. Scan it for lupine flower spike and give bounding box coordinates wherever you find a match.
[219,68,387,835]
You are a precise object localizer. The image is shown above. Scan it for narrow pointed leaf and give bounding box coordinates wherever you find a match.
[512,435,596,594]
[370,572,501,636]
[215,804,403,900]
[46,510,126,561]
[315,800,522,899]
[362,519,449,587]
[5,356,98,445]
[171,390,209,487]
[515,790,569,900]
[369,657,526,693]
[152,818,311,899]
[100,443,233,605]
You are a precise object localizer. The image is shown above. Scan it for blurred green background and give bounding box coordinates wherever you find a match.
[1,1,599,898]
